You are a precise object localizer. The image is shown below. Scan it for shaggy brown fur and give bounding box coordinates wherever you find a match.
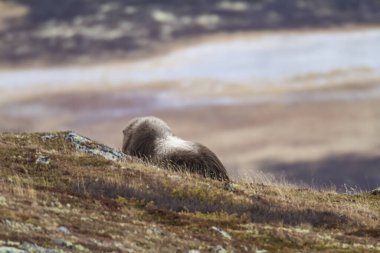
[122,116,229,181]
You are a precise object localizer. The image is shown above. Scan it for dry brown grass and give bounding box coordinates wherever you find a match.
[0,131,379,252]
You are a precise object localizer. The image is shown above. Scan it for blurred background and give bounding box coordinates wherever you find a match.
[1,0,380,191]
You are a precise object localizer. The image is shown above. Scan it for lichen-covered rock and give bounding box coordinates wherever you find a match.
[64,132,127,161]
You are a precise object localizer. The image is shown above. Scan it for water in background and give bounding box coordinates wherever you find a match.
[1,29,380,91]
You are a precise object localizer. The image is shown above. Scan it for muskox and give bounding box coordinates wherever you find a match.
[122,116,229,181]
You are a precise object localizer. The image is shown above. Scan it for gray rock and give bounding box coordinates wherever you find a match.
[211,226,232,240]
[35,156,50,165]
[41,134,58,141]
[52,239,73,248]
[65,132,128,161]
[57,226,70,234]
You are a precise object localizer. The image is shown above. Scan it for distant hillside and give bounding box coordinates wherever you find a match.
[1,0,380,65]
[0,131,379,252]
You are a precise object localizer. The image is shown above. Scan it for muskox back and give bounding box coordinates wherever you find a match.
[122,116,229,181]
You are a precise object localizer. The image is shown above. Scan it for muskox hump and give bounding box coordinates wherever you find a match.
[122,116,229,181]
[164,144,229,181]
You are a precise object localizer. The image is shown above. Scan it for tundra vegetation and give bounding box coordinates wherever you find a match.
[0,131,379,252]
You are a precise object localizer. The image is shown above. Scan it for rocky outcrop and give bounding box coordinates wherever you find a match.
[59,132,127,161]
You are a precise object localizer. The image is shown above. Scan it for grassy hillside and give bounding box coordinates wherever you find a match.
[0,132,379,252]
